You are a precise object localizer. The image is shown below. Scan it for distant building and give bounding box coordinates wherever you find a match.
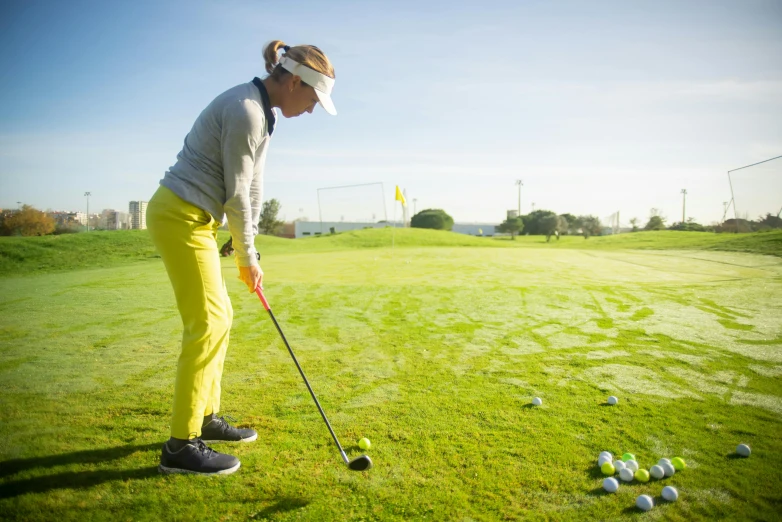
[101,209,128,230]
[48,211,87,226]
[293,221,498,238]
[129,201,148,230]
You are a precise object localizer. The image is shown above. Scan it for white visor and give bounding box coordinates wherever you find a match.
[279,56,337,115]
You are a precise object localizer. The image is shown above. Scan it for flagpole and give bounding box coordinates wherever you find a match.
[392,202,396,254]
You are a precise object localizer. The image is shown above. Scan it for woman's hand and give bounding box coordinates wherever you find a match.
[238,265,263,292]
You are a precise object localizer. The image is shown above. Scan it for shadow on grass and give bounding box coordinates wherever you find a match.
[584,466,604,480]
[0,443,161,498]
[250,497,310,520]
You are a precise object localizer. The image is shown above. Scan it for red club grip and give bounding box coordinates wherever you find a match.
[255,286,271,311]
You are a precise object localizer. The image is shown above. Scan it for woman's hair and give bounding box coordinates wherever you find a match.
[263,40,335,83]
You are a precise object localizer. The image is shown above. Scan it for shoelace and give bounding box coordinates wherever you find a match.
[214,415,238,432]
[192,438,214,458]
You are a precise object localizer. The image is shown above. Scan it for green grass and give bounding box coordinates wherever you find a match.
[1,233,781,520]
[1,229,781,277]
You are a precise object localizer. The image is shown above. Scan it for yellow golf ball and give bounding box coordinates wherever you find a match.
[358,438,371,450]
[635,469,650,483]
[672,457,686,470]
[601,462,616,476]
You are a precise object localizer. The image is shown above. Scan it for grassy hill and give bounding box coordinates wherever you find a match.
[1,228,780,276]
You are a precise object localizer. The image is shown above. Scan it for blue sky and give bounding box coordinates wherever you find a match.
[1,0,780,225]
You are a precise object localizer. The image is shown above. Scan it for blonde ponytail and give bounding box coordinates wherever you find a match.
[262,40,335,81]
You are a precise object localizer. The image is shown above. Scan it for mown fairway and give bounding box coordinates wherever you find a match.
[1,230,781,521]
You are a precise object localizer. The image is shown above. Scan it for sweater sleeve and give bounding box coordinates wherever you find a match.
[221,99,264,267]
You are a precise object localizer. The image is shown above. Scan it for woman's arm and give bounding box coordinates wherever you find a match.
[221,99,264,268]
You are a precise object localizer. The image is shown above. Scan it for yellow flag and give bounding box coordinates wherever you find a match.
[395,185,406,206]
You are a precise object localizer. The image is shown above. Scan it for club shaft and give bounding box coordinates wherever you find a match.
[265,308,349,465]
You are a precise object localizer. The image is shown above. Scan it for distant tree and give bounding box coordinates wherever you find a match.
[629,217,639,232]
[577,215,602,238]
[258,199,284,235]
[540,214,567,242]
[1,205,55,236]
[669,217,707,232]
[519,209,557,235]
[497,216,524,239]
[411,209,454,231]
[644,216,666,231]
[559,213,578,234]
[757,213,782,230]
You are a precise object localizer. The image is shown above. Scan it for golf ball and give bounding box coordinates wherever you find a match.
[634,469,650,483]
[658,458,671,466]
[358,438,371,450]
[625,460,639,472]
[603,477,619,493]
[672,457,686,470]
[599,451,613,461]
[737,444,751,457]
[636,494,654,511]
[661,462,676,477]
[607,396,618,405]
[532,397,543,406]
[662,486,679,502]
[601,462,616,475]
[649,465,665,479]
[598,455,612,467]
[613,460,626,472]
[622,453,636,462]
[619,468,635,482]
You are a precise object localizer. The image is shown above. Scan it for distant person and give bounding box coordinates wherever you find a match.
[146,40,337,475]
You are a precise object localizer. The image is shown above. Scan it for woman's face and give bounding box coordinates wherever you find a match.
[279,75,319,118]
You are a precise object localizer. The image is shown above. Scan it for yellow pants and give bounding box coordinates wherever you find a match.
[146,186,233,439]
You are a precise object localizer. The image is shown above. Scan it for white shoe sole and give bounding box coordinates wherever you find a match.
[158,461,241,476]
[202,433,258,443]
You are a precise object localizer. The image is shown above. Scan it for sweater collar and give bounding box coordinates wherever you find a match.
[252,77,276,136]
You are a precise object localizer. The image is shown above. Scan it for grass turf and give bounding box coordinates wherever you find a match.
[1,231,781,520]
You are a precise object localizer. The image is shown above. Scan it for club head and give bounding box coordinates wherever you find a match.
[348,455,373,471]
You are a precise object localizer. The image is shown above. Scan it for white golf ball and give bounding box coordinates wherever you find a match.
[613,460,626,472]
[607,396,618,405]
[658,458,671,466]
[625,460,639,472]
[649,465,665,479]
[661,462,676,477]
[598,455,612,467]
[532,397,543,406]
[636,494,654,511]
[599,451,613,461]
[737,444,751,457]
[603,477,619,493]
[662,486,679,502]
[619,468,635,482]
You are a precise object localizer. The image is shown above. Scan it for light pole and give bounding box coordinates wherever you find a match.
[17,201,22,209]
[515,180,523,216]
[681,189,687,224]
[413,198,417,216]
[84,192,91,232]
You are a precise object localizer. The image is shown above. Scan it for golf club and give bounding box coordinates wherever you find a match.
[255,286,373,472]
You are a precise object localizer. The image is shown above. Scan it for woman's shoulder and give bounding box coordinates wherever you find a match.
[213,83,266,134]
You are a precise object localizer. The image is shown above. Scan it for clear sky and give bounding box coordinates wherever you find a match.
[1,0,780,226]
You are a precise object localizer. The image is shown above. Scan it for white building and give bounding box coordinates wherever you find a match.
[129,201,148,230]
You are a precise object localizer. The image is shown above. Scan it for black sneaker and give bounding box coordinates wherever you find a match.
[158,438,241,475]
[201,414,258,443]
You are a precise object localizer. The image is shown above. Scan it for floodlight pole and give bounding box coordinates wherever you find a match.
[681,189,687,224]
[515,179,523,216]
[84,191,91,232]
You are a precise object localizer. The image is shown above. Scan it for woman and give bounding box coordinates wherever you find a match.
[147,40,336,475]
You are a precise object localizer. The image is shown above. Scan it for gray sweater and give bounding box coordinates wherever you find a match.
[161,81,272,267]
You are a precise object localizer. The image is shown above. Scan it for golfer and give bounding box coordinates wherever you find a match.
[146,41,336,475]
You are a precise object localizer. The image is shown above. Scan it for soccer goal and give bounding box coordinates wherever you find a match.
[316,182,388,234]
[724,155,782,227]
